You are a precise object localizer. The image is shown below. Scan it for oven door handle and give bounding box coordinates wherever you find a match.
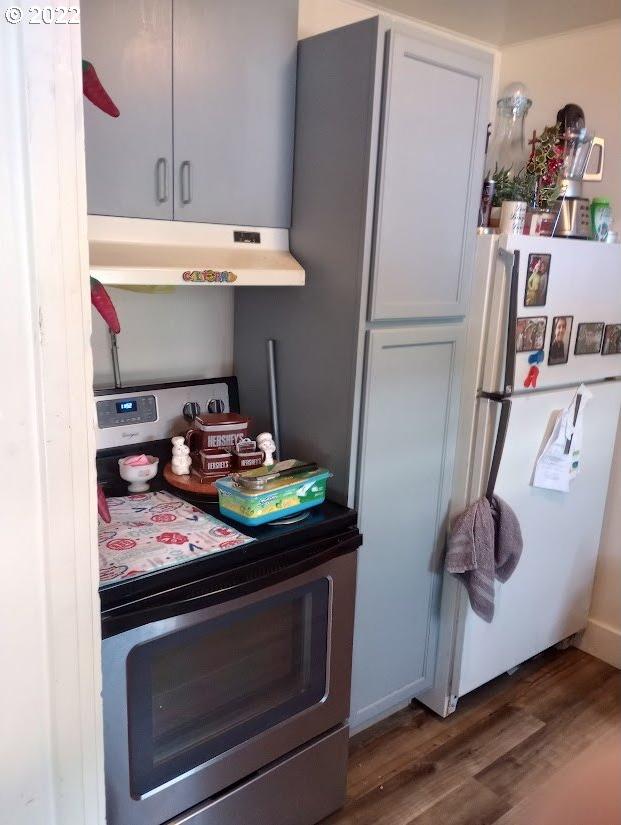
[101,531,362,637]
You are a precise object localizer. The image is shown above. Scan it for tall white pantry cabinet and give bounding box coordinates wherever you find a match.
[235,17,493,730]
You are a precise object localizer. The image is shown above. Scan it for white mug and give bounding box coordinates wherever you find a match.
[499,200,527,235]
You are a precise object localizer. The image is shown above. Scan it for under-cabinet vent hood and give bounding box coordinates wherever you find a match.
[88,216,305,287]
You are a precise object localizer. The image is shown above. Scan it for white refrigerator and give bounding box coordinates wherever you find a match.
[422,235,621,716]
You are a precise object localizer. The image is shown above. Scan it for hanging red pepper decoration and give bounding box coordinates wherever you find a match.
[82,60,120,118]
[97,484,111,523]
[90,277,121,334]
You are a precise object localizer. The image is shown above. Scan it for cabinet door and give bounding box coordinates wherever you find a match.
[173,0,297,227]
[81,0,173,219]
[370,30,492,320]
[350,323,464,731]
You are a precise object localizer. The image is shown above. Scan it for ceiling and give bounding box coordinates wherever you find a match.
[368,0,621,45]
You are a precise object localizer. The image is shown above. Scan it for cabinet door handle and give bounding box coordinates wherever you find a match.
[180,160,192,204]
[156,157,168,203]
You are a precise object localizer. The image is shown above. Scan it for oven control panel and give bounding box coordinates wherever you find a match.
[96,394,157,429]
[94,379,237,450]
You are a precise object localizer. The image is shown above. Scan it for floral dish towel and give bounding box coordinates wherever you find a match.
[99,490,253,584]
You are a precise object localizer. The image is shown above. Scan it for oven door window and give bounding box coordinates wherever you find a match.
[126,579,330,796]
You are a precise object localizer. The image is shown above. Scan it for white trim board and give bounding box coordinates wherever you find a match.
[578,620,621,670]
[0,15,105,825]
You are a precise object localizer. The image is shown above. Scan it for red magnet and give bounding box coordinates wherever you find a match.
[524,365,539,388]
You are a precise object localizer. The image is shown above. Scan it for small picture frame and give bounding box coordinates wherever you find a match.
[602,324,621,356]
[548,316,573,365]
[574,322,605,356]
[516,316,547,353]
[524,253,551,307]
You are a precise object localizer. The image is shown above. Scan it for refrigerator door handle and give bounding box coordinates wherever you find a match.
[485,398,512,502]
[498,248,520,396]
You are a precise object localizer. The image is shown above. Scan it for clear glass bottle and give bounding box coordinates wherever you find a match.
[487,82,532,176]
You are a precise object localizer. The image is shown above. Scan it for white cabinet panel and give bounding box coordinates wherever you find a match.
[81,0,173,219]
[370,31,492,320]
[351,323,465,729]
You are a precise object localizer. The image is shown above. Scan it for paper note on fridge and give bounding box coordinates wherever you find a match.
[532,385,592,493]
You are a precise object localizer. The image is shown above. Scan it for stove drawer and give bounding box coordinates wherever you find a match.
[167,725,349,825]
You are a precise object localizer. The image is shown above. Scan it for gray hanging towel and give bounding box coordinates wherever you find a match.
[445,495,523,622]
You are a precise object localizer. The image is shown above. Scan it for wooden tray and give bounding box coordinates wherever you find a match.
[163,462,218,498]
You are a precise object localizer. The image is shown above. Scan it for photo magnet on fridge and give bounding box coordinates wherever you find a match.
[524,253,551,307]
[548,316,573,365]
[516,316,547,352]
[574,322,605,355]
[602,324,621,355]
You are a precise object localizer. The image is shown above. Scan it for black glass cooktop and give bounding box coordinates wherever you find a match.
[97,439,358,612]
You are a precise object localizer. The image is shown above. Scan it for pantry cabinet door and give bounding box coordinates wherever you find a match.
[369,30,492,320]
[350,323,464,731]
[173,0,297,227]
[81,0,173,219]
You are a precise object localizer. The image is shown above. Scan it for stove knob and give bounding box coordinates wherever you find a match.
[207,398,225,413]
[183,401,200,422]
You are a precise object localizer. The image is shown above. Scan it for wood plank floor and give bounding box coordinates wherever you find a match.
[324,648,620,825]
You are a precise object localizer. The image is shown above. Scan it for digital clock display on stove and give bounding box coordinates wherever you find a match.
[116,399,138,414]
[97,393,157,431]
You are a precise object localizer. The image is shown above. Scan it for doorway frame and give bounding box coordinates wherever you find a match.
[1,10,105,824]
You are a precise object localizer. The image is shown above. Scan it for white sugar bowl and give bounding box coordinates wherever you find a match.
[118,455,159,492]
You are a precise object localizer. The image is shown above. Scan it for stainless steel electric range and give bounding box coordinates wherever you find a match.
[95,378,362,825]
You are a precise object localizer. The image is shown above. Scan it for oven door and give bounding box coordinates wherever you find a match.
[102,546,357,825]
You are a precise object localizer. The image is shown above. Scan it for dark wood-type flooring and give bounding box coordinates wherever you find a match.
[325,648,620,825]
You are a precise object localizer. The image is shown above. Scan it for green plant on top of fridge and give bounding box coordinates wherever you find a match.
[489,166,534,206]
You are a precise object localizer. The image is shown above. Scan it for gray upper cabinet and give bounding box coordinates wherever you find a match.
[81,0,174,219]
[81,0,297,227]
[173,0,297,227]
[370,30,492,320]
[350,324,464,729]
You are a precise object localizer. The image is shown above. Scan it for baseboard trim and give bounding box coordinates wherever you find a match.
[577,619,621,669]
[349,696,412,736]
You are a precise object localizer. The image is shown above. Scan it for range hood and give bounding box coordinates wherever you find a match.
[88,216,305,287]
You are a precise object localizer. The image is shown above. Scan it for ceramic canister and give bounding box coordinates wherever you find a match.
[185,413,250,453]
[499,200,527,235]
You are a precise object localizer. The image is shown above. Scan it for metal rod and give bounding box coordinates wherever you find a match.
[266,338,281,458]
[110,330,122,389]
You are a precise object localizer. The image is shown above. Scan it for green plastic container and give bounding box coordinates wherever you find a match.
[215,468,331,526]
[591,197,612,241]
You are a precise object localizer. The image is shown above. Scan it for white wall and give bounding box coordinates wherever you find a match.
[500,22,621,668]
[91,288,233,386]
[580,422,621,668]
[499,21,621,209]
[298,0,499,53]
[298,0,374,37]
